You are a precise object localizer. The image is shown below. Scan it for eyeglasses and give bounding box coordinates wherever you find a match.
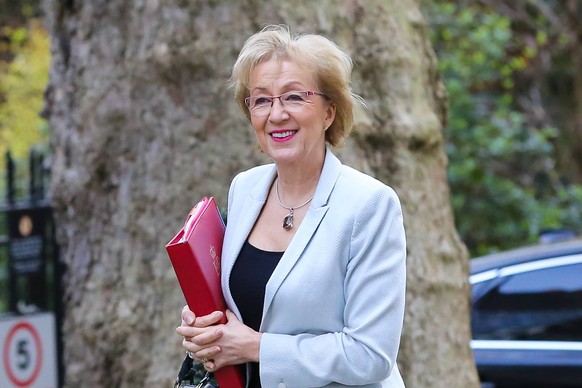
[244,90,326,116]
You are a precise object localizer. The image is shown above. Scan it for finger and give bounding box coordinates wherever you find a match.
[203,360,216,372]
[182,337,204,354]
[176,324,199,338]
[176,323,214,340]
[194,311,223,327]
[194,346,221,361]
[181,305,196,325]
[225,309,239,323]
[190,327,224,346]
[182,336,218,356]
[177,325,219,341]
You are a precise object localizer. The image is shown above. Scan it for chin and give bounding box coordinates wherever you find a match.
[270,149,301,164]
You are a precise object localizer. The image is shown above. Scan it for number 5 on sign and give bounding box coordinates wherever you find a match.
[16,337,33,371]
[0,313,58,387]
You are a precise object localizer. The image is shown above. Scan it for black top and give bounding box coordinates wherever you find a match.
[230,240,283,388]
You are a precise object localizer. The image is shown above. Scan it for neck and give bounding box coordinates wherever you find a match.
[275,179,314,211]
[275,164,323,207]
[275,147,325,199]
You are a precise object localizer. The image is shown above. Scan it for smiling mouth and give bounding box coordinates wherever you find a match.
[271,130,297,139]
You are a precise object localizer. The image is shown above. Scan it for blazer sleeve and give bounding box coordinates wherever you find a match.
[259,186,407,387]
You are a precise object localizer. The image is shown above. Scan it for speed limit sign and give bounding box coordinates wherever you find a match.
[0,313,57,387]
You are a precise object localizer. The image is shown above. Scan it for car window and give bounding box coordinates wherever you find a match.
[472,262,582,341]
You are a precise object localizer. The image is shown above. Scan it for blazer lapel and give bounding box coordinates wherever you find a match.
[222,165,277,319]
[261,149,343,326]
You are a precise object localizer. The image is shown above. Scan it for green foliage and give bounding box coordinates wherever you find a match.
[0,19,50,160]
[424,1,582,255]
[0,18,50,209]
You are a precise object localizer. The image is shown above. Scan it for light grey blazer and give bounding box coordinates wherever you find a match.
[221,149,406,388]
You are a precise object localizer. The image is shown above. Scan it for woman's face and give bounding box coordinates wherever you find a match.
[247,59,335,168]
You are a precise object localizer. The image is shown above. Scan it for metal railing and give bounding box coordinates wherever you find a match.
[0,148,63,386]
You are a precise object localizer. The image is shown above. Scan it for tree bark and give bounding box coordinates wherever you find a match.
[42,0,479,386]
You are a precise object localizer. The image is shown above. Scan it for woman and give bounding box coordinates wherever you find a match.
[176,25,406,388]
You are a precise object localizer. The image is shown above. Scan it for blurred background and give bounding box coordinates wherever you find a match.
[424,0,582,255]
[1,0,51,314]
[2,0,581,259]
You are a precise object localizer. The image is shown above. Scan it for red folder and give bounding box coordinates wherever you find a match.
[166,197,244,388]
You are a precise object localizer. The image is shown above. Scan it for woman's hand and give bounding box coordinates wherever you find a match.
[176,308,262,372]
[202,310,262,371]
[176,306,225,369]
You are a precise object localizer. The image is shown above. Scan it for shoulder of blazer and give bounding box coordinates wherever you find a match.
[335,164,400,204]
[230,164,276,196]
[232,163,274,188]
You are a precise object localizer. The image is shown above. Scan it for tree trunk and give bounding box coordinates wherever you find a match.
[42,0,479,386]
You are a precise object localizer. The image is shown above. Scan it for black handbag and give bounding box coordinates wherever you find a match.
[174,354,219,388]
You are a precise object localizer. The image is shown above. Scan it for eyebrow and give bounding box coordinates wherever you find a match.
[250,81,307,94]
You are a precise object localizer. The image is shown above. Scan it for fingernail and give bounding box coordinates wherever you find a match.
[187,316,194,325]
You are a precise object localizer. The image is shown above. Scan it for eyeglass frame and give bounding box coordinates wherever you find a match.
[244,90,327,115]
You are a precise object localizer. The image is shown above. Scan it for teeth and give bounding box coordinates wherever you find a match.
[272,131,295,138]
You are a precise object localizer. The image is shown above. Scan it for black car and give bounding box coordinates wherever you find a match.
[470,239,582,387]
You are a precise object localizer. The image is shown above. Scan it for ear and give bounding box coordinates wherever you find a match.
[324,102,336,129]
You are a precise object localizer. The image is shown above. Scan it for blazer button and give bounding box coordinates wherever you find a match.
[277,383,286,388]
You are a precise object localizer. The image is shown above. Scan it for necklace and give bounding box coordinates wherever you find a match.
[275,179,314,230]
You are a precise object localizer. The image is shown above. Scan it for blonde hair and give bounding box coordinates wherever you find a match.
[231,25,361,147]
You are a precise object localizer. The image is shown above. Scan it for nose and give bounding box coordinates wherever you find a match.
[268,97,288,121]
